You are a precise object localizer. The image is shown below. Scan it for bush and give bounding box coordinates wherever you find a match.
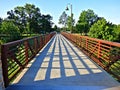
[0,20,21,43]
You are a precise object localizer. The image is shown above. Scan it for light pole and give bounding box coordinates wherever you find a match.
[66,3,73,33]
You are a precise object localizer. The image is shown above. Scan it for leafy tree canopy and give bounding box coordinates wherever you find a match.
[0,20,21,42]
[66,13,75,32]
[76,9,98,34]
[59,11,68,27]
[88,18,116,41]
[7,3,53,34]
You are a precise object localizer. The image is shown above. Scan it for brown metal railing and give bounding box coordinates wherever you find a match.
[61,32,120,81]
[1,32,56,87]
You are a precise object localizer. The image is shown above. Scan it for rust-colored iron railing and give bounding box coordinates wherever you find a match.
[61,32,120,81]
[1,32,56,87]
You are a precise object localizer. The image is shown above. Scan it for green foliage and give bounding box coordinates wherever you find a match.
[59,11,68,27]
[113,25,120,42]
[109,47,120,81]
[53,25,60,32]
[59,11,75,32]
[88,18,106,38]
[0,18,2,28]
[0,20,21,42]
[0,4,55,44]
[88,18,119,41]
[76,22,88,35]
[110,47,120,57]
[67,16,72,31]
[76,9,98,34]
[40,14,53,34]
[7,3,53,34]
[75,9,120,42]
[1,5,120,43]
[66,14,75,32]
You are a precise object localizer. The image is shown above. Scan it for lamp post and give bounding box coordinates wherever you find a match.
[66,3,73,33]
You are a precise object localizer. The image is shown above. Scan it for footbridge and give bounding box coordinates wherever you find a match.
[1,32,120,90]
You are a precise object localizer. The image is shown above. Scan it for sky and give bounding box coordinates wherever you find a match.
[0,0,120,27]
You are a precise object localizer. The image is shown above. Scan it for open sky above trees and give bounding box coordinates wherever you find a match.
[0,0,120,27]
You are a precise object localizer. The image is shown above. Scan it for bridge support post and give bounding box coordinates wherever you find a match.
[1,45,9,87]
[24,41,29,64]
[0,59,5,90]
[98,41,101,58]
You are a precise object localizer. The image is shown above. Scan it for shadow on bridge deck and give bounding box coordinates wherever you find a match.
[6,34,120,90]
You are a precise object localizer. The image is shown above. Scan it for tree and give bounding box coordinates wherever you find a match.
[24,4,42,34]
[76,9,98,35]
[88,18,116,41]
[113,25,120,42]
[0,20,21,42]
[15,6,27,33]
[40,14,53,34]
[0,18,2,28]
[7,3,53,34]
[7,4,42,34]
[67,13,75,32]
[59,11,68,30]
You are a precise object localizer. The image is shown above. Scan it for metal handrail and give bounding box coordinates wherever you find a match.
[1,32,56,87]
[61,32,120,81]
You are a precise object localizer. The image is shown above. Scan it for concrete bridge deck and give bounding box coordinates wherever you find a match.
[6,34,120,90]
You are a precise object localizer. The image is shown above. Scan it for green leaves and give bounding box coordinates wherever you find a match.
[88,18,118,41]
[66,13,75,32]
[59,11,68,26]
[76,9,98,34]
[40,14,53,33]
[7,3,53,34]
[0,21,21,42]
[0,4,54,43]
[59,11,75,32]
[75,9,120,42]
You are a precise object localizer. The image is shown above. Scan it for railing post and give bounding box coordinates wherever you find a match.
[46,35,47,44]
[86,38,88,50]
[76,35,78,45]
[43,35,45,45]
[49,34,51,40]
[98,41,101,58]
[44,35,46,44]
[79,37,82,47]
[69,34,71,41]
[42,35,44,48]
[24,41,29,64]
[46,35,48,43]
[34,37,37,54]
[40,36,42,49]
[0,60,5,89]
[1,45,9,87]
[49,34,50,41]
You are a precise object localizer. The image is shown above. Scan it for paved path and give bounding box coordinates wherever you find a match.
[6,34,120,90]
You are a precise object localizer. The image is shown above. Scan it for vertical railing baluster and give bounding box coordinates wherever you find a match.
[34,37,37,54]
[42,35,44,48]
[86,38,88,50]
[1,45,9,87]
[40,36,42,49]
[98,41,101,58]
[80,36,82,47]
[24,40,29,64]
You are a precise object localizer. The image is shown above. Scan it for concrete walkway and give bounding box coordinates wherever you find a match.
[6,34,120,90]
